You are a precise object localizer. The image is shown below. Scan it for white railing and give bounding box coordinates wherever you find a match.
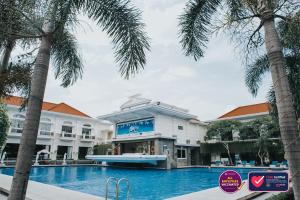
[80,135,95,140]
[59,132,76,139]
[39,131,54,137]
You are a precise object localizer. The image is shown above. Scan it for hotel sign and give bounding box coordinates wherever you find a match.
[116,118,154,135]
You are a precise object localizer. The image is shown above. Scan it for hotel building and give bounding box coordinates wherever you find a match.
[98,95,207,168]
[2,96,112,161]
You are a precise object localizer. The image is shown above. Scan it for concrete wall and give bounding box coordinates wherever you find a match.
[154,114,207,145]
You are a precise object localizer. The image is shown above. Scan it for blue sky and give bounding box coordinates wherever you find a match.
[43,0,272,121]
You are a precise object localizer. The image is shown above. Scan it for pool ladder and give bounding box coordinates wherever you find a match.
[105,177,130,200]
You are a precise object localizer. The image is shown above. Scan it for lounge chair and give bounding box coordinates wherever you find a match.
[249,160,255,166]
[270,161,279,168]
[241,160,247,167]
[210,161,216,167]
[236,160,243,167]
[280,160,288,168]
[215,160,221,166]
[246,160,255,167]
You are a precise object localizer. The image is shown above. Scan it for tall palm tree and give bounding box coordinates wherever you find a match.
[245,12,300,120]
[179,0,300,199]
[4,0,149,199]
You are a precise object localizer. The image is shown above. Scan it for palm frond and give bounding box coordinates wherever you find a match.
[51,30,83,87]
[245,55,270,96]
[179,0,221,61]
[75,0,150,79]
[0,61,32,98]
[226,0,247,20]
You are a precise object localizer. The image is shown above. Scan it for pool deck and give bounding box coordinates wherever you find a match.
[166,181,261,200]
[0,174,104,200]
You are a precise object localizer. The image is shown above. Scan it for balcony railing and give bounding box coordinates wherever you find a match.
[59,132,76,140]
[9,130,22,137]
[80,135,95,142]
[38,131,54,138]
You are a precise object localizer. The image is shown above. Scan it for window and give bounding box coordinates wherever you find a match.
[178,125,184,130]
[82,124,92,136]
[11,114,25,133]
[39,118,52,136]
[177,147,186,159]
[62,121,73,134]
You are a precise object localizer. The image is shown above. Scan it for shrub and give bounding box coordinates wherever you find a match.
[266,189,294,200]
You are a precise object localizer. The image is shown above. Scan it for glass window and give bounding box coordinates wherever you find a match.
[178,125,184,130]
[82,128,91,135]
[62,125,73,133]
[39,118,52,136]
[177,148,186,159]
[82,124,92,136]
[62,121,73,134]
[11,114,25,133]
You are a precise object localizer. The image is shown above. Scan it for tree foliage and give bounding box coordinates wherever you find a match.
[179,0,300,62]
[245,12,300,121]
[206,120,241,141]
[0,103,9,149]
[239,117,280,140]
[0,0,150,98]
[207,117,280,141]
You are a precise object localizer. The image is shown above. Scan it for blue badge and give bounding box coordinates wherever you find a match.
[248,171,289,192]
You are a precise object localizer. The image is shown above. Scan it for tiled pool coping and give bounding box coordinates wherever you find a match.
[0,174,104,200]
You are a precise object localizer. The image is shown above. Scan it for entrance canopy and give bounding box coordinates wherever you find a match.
[86,154,167,165]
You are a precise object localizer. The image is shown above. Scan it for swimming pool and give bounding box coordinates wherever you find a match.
[0,166,265,200]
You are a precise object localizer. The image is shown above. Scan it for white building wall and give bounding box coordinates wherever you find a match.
[5,105,111,160]
[154,114,206,145]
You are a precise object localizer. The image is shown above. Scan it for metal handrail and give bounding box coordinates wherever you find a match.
[117,178,130,200]
[105,177,118,200]
[105,177,130,200]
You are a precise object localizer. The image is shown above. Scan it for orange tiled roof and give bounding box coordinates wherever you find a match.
[218,103,270,119]
[3,96,90,118]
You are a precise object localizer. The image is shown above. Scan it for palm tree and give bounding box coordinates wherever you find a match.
[245,12,300,120]
[4,0,149,199]
[0,0,39,97]
[179,0,300,199]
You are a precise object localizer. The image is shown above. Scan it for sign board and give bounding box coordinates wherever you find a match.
[116,118,154,135]
[248,171,289,192]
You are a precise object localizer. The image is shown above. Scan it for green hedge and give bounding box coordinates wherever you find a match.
[266,189,294,200]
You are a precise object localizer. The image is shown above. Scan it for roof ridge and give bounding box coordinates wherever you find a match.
[49,102,90,117]
[4,96,90,118]
[218,102,269,119]
[235,102,268,108]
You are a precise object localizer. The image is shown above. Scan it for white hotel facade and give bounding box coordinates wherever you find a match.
[3,96,112,161]
[98,95,207,168]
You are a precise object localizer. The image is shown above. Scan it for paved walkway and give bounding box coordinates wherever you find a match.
[166,181,259,200]
[0,174,104,200]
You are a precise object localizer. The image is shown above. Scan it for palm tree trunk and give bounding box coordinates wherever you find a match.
[262,12,300,200]
[7,32,53,200]
[0,39,15,73]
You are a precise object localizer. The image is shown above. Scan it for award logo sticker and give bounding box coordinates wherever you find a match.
[219,170,244,193]
[248,171,289,192]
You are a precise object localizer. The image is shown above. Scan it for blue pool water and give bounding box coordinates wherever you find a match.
[0,166,265,200]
